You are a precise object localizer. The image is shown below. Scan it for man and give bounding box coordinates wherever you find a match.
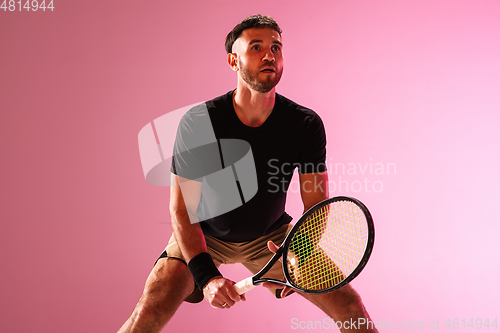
[118,14,378,333]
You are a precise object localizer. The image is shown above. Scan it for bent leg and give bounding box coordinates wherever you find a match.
[299,285,378,333]
[117,257,195,333]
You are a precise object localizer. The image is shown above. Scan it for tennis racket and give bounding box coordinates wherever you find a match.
[233,196,374,295]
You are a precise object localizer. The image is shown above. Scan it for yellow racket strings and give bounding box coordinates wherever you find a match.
[287,200,369,291]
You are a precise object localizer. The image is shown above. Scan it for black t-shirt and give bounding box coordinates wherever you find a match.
[171,90,327,242]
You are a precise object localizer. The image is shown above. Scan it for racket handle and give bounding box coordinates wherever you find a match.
[234,277,255,295]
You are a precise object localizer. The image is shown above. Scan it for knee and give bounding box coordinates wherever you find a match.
[303,284,363,311]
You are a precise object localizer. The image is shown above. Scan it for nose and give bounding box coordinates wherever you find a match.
[263,48,275,62]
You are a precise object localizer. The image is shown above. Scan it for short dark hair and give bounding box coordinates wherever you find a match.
[225,14,282,54]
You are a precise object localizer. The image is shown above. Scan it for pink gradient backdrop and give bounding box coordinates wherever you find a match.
[1,0,499,332]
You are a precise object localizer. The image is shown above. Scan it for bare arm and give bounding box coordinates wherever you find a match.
[169,174,206,261]
[299,171,329,213]
[169,174,243,308]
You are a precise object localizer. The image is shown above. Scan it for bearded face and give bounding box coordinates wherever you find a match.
[238,58,283,93]
[230,27,284,93]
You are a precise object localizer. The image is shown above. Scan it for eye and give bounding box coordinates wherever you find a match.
[272,45,281,52]
[251,44,260,51]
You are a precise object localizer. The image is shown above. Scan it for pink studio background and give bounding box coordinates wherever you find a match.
[1,0,499,332]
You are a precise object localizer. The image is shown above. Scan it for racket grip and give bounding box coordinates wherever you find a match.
[234,277,255,295]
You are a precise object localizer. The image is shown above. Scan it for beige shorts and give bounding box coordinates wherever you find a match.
[159,223,293,303]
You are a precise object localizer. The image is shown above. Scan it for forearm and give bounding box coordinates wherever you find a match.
[300,171,329,213]
[169,174,208,262]
[171,212,207,262]
[170,200,223,292]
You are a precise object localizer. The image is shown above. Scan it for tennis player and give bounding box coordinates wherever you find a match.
[118,14,378,333]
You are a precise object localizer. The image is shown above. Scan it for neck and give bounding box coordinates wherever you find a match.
[232,85,276,127]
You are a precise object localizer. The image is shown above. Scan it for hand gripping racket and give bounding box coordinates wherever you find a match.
[234,196,374,294]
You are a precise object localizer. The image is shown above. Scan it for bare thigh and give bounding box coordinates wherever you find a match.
[141,257,195,309]
[298,286,378,333]
[117,258,196,333]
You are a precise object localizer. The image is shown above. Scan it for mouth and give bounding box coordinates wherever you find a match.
[260,68,276,74]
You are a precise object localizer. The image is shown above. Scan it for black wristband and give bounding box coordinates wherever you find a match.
[187,252,222,290]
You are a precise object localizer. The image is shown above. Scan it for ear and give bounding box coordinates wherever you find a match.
[227,53,239,72]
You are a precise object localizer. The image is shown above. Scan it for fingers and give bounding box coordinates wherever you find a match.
[267,240,279,253]
[261,281,285,289]
[267,240,283,264]
[281,286,293,298]
[203,277,244,309]
[225,283,242,305]
[265,241,291,298]
[261,281,294,298]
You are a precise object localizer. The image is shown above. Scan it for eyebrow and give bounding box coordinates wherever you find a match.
[248,39,283,47]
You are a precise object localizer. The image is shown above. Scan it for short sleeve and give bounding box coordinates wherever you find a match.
[296,112,327,174]
[170,104,222,180]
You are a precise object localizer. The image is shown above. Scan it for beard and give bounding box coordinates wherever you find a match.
[239,63,283,93]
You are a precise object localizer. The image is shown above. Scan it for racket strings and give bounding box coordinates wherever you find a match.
[287,200,369,291]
